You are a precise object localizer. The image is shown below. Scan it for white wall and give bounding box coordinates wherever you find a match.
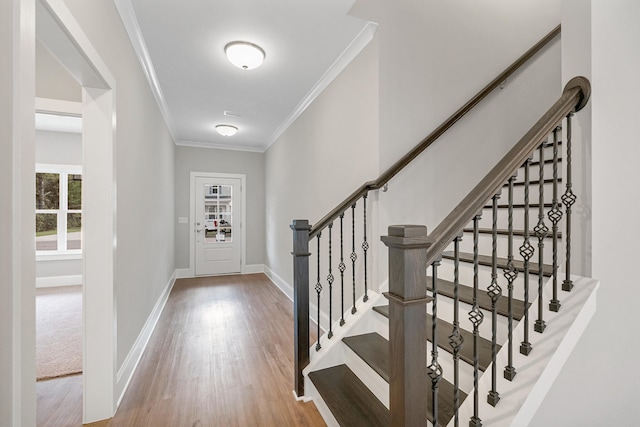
[35,129,82,164]
[531,1,640,424]
[174,147,265,269]
[349,0,562,283]
[61,0,176,369]
[264,36,379,291]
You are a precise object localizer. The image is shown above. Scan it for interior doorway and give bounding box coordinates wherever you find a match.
[36,0,117,423]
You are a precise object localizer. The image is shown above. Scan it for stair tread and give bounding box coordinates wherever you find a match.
[512,178,560,187]
[529,157,561,167]
[462,227,561,238]
[425,277,528,321]
[369,308,497,370]
[442,251,554,277]
[340,333,467,426]
[309,364,390,427]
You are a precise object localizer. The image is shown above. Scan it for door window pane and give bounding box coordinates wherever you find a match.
[202,184,233,243]
[36,213,58,251]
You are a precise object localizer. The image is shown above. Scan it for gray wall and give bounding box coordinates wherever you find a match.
[174,146,265,268]
[62,0,176,369]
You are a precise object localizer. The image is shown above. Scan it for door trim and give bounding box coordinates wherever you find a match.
[189,172,246,276]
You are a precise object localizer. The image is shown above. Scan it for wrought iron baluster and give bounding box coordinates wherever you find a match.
[520,158,534,355]
[350,203,357,314]
[315,233,322,351]
[534,142,549,333]
[469,215,484,427]
[327,223,334,339]
[562,113,576,292]
[503,177,518,381]
[339,214,346,326]
[487,195,502,406]
[548,127,563,312]
[429,261,443,427]
[362,193,369,303]
[449,236,464,427]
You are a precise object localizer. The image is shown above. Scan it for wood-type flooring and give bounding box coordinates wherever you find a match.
[37,273,324,427]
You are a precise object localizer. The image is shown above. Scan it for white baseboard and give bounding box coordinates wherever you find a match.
[243,264,264,274]
[264,265,293,301]
[116,271,176,407]
[36,274,83,288]
[175,268,191,279]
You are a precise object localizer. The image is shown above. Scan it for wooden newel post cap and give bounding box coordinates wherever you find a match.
[291,219,311,231]
[381,225,432,249]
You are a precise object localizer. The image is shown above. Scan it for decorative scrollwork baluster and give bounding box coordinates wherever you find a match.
[534,142,549,333]
[327,223,334,339]
[562,113,576,292]
[339,213,346,326]
[315,234,322,351]
[520,157,534,355]
[487,195,502,406]
[428,261,443,427]
[450,236,464,426]
[548,126,563,312]
[362,193,369,303]
[503,177,518,381]
[350,203,357,314]
[469,215,484,427]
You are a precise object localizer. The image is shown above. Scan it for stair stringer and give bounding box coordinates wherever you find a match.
[451,274,599,427]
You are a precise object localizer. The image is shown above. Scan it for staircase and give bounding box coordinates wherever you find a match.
[291,27,599,427]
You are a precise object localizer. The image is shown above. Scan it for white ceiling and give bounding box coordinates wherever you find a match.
[115,0,375,152]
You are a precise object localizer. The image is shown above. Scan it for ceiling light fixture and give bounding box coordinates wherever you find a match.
[215,124,238,137]
[224,41,265,70]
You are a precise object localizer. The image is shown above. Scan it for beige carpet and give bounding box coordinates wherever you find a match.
[36,285,82,381]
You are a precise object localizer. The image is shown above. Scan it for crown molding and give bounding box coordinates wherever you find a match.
[113,0,178,142]
[263,21,378,151]
[176,139,265,153]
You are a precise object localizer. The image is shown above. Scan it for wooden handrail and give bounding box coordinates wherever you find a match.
[424,76,590,267]
[309,25,561,239]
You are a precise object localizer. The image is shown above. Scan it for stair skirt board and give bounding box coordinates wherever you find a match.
[302,291,386,380]
[304,275,598,427]
[456,275,598,427]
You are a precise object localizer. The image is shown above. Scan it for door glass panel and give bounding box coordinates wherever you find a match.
[203,184,233,243]
[36,213,57,251]
[68,174,82,210]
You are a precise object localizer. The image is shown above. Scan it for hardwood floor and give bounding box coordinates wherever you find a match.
[37,273,325,427]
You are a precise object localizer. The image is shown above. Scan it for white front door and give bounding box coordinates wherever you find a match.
[194,176,242,275]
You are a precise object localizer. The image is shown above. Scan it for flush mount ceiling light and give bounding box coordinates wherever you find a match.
[215,124,238,136]
[224,41,265,70]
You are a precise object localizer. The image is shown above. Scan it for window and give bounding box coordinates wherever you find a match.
[36,164,82,254]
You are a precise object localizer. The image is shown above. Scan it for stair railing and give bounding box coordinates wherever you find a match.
[291,24,561,400]
[413,75,590,426]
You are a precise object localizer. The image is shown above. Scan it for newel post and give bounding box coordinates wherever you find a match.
[381,225,432,427]
[291,219,311,399]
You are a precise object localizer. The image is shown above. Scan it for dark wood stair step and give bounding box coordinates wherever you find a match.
[442,251,554,277]
[462,227,561,238]
[340,333,467,427]
[426,277,528,321]
[369,308,496,371]
[309,364,390,427]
